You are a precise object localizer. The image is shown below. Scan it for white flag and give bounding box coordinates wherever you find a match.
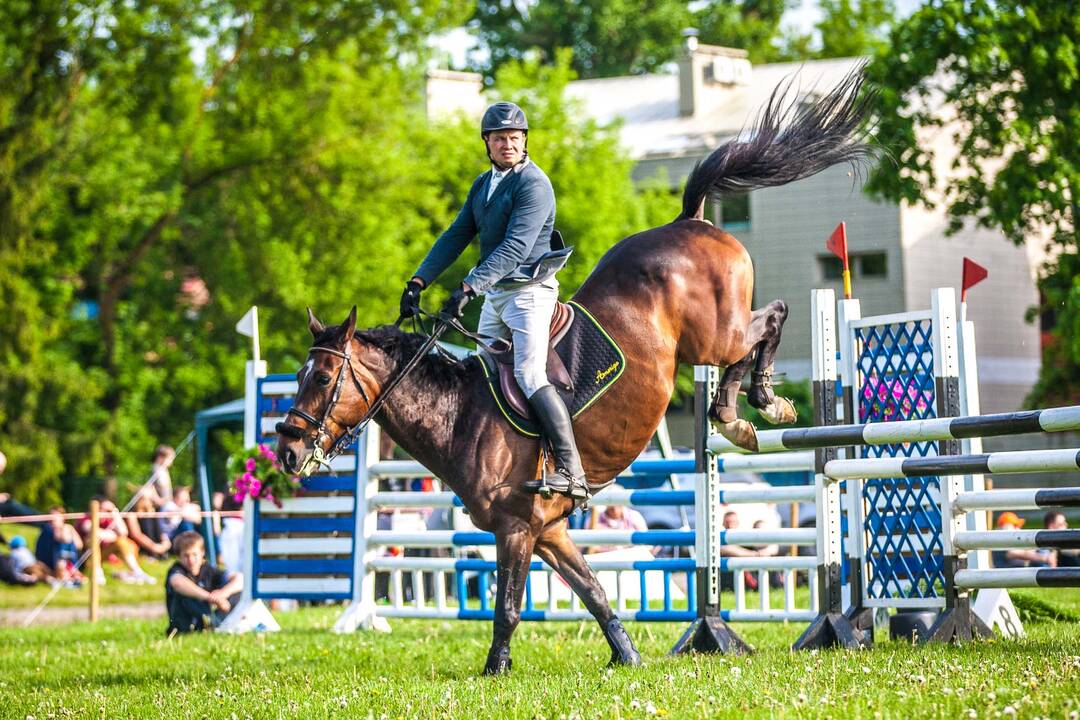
[235,306,258,338]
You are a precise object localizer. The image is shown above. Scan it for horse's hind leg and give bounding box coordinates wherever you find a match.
[745,299,797,426]
[534,523,642,666]
[709,299,797,451]
[484,526,536,676]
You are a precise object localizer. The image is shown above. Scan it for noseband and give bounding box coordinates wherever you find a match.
[277,319,450,473]
[278,342,371,470]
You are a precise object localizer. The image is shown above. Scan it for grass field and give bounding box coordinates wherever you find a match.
[2,592,1080,719]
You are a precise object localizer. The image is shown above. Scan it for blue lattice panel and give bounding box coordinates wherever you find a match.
[250,374,360,601]
[854,318,946,603]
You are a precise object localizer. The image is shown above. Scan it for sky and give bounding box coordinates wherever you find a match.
[432,0,926,69]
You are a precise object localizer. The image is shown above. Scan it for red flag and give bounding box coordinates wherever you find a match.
[961,257,988,302]
[826,222,848,265]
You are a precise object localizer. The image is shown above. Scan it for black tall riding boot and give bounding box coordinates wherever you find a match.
[527,385,588,499]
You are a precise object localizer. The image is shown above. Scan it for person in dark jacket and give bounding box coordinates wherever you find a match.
[400,102,586,498]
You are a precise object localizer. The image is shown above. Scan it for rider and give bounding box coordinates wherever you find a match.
[399,102,586,499]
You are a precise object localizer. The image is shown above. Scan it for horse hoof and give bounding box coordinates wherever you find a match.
[716,419,759,452]
[609,650,643,667]
[759,396,797,425]
[483,648,512,676]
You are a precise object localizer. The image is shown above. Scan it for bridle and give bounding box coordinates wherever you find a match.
[276,315,452,475]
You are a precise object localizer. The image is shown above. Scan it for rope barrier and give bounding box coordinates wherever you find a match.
[1,509,242,524]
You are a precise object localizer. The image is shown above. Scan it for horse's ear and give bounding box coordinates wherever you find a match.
[307,308,325,337]
[341,305,358,343]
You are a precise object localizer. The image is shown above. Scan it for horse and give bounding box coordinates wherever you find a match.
[276,67,876,674]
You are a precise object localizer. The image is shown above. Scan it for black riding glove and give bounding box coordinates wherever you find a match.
[441,286,475,319]
[399,280,424,320]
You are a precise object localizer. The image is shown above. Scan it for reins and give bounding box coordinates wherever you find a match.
[278,308,481,472]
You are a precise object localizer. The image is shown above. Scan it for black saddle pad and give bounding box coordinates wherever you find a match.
[481,301,626,437]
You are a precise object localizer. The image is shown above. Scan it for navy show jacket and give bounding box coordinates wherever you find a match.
[414,158,568,294]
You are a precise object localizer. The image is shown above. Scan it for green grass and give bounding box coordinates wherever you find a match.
[2,594,1080,719]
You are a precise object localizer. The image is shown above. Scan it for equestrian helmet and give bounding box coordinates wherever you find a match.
[481,102,528,136]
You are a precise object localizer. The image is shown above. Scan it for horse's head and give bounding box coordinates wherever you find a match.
[276,306,380,477]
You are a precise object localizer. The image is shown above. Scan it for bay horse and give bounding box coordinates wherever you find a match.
[276,68,875,674]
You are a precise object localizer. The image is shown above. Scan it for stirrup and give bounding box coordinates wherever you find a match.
[524,471,589,500]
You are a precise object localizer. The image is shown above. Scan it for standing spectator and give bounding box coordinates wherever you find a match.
[35,506,85,585]
[1046,511,1079,567]
[126,494,171,560]
[992,511,1054,568]
[147,445,176,508]
[166,531,243,634]
[77,496,155,584]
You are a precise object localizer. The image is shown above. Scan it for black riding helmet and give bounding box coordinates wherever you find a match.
[480,101,528,136]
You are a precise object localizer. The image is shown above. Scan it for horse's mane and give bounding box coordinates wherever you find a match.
[336,324,478,395]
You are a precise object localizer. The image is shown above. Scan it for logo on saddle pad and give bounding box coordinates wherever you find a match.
[482,301,626,438]
[595,362,619,385]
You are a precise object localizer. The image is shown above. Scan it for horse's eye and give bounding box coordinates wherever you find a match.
[316,373,332,386]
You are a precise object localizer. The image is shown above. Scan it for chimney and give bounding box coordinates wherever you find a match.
[678,29,752,118]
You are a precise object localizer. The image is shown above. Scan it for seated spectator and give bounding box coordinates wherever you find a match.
[35,506,85,586]
[159,486,202,542]
[166,531,243,634]
[718,511,763,558]
[0,551,36,586]
[77,496,155,584]
[991,511,1055,568]
[587,504,649,553]
[127,493,171,560]
[1046,511,1079,567]
[7,536,54,584]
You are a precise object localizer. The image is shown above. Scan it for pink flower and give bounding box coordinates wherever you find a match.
[242,472,255,483]
[245,457,257,472]
[258,444,276,460]
[232,492,246,504]
[249,479,263,496]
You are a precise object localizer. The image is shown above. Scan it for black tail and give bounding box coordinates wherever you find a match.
[677,64,878,221]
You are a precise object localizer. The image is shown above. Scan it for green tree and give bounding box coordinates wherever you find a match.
[866,0,1080,405]
[815,0,895,59]
[471,0,692,79]
[470,0,803,80]
[695,0,795,63]
[0,0,472,504]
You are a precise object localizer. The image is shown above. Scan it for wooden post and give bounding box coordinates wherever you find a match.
[89,500,100,623]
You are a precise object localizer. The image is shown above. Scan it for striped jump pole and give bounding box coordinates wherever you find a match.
[823,448,1080,481]
[708,405,1080,455]
[955,568,1080,589]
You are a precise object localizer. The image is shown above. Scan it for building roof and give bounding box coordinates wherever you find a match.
[565,57,865,160]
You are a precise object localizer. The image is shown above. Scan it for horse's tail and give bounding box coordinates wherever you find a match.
[677,63,878,222]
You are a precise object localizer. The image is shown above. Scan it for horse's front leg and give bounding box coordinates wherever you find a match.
[484,523,536,676]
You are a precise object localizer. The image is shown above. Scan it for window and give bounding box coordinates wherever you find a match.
[818,256,844,281]
[720,194,751,230]
[859,253,888,278]
[817,252,889,282]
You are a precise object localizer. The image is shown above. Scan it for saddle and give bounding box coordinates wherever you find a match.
[482,302,576,420]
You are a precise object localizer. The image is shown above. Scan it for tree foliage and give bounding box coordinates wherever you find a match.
[865,0,1080,405]
[0,2,679,506]
[470,0,802,80]
[815,0,895,59]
